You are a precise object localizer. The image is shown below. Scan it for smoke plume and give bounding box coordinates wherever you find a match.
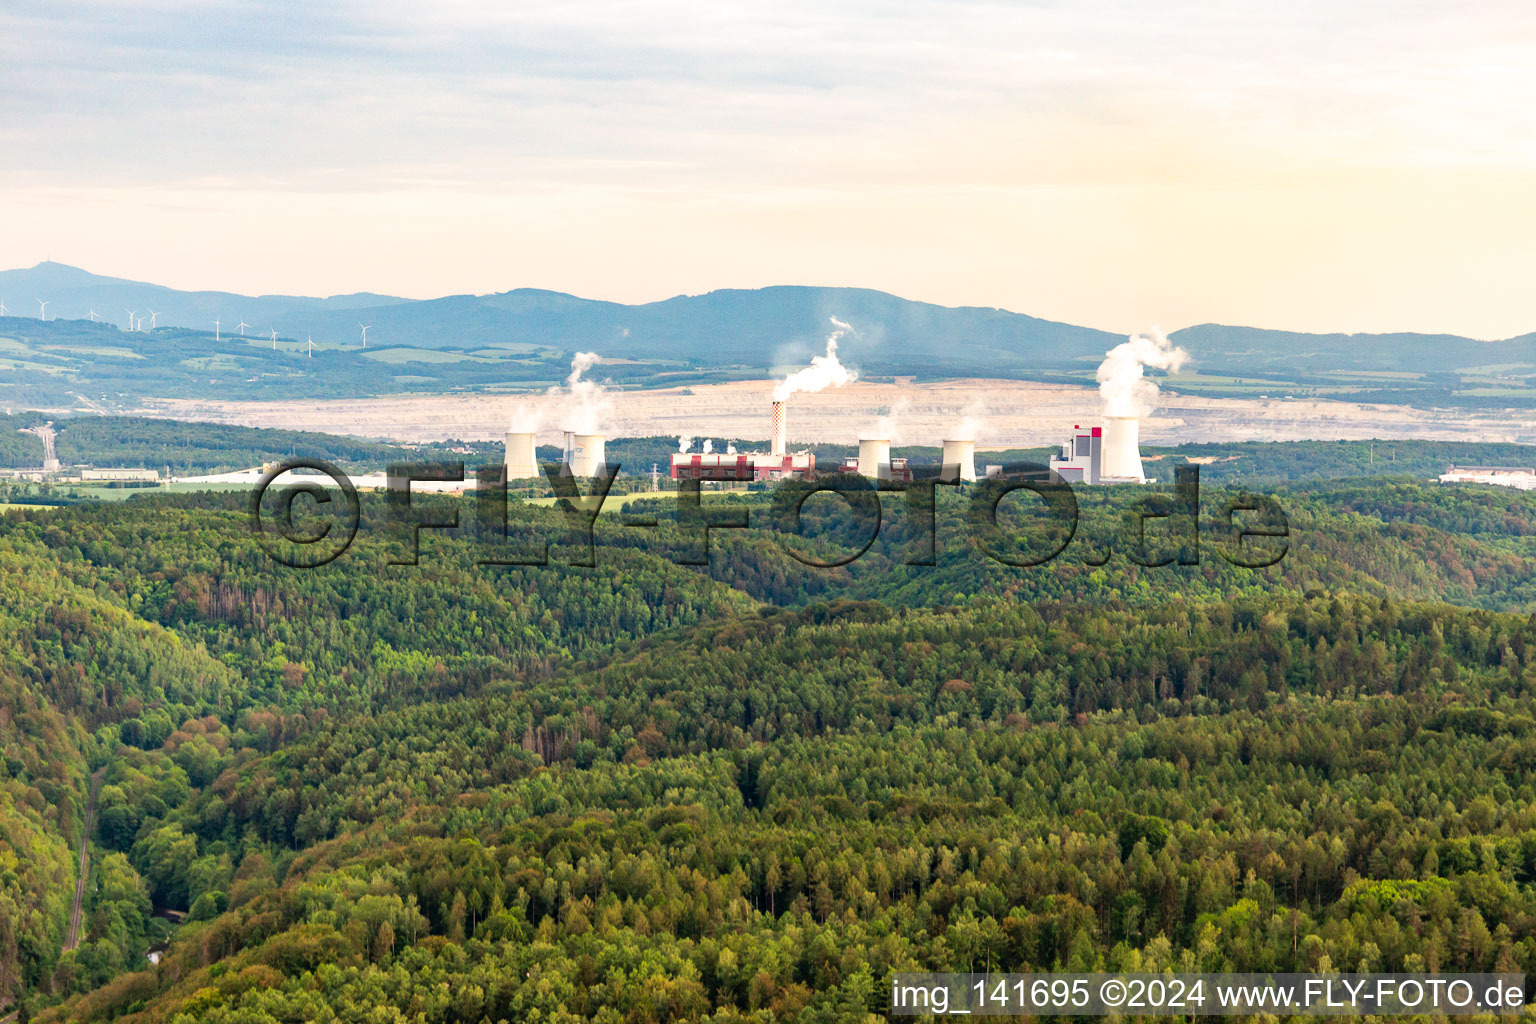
[1097,330,1189,418]
[702,439,713,455]
[677,436,693,453]
[772,317,857,401]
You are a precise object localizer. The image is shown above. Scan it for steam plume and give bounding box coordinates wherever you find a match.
[954,396,988,441]
[702,439,713,454]
[554,351,610,434]
[508,399,544,434]
[567,351,600,386]
[869,397,910,443]
[1097,329,1189,418]
[773,317,857,401]
[678,436,693,453]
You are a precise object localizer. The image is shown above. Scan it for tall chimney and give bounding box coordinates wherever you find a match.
[504,431,538,481]
[857,438,891,480]
[939,439,976,483]
[1099,416,1145,482]
[771,400,787,457]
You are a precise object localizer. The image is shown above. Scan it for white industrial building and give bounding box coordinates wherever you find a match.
[1049,418,1150,484]
[81,468,160,482]
[1438,465,1536,491]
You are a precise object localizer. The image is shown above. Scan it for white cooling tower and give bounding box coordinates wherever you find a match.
[771,400,787,457]
[1099,416,1145,483]
[857,438,891,480]
[565,433,607,477]
[504,432,538,481]
[939,439,977,483]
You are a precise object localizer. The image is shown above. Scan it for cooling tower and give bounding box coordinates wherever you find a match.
[857,438,891,480]
[939,439,976,483]
[504,431,538,481]
[565,433,607,477]
[1099,416,1145,483]
[771,400,787,457]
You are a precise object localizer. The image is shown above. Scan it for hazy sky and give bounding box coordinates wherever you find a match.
[3,0,1534,337]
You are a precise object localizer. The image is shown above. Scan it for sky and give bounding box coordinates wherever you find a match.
[2,0,1535,338]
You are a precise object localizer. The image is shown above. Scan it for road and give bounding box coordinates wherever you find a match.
[63,766,108,954]
[19,422,58,471]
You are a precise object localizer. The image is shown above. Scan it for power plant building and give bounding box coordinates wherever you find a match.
[857,439,892,480]
[939,439,977,483]
[670,396,817,481]
[504,432,539,480]
[670,451,815,482]
[837,447,913,482]
[1050,425,1102,484]
[1049,421,1149,484]
[563,432,607,477]
[81,467,159,482]
[1099,416,1147,483]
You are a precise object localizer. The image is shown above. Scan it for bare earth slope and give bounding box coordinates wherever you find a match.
[139,379,1536,446]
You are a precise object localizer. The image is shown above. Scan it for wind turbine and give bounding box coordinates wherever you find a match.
[147,310,161,329]
[86,309,101,322]
[236,319,250,337]
[0,299,7,316]
[307,335,314,359]
[36,299,48,321]
[269,327,278,349]
[135,315,146,332]
[358,323,371,347]
[212,319,221,342]
[125,309,138,331]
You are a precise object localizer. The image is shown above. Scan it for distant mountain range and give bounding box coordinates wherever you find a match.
[1,261,1534,408]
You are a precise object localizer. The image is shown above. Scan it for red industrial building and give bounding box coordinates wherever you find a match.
[669,451,815,482]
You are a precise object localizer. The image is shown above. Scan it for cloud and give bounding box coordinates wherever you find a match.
[6,1,1536,336]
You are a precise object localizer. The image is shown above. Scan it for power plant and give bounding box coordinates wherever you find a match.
[671,449,816,482]
[1099,416,1146,483]
[670,400,814,481]
[939,439,976,483]
[504,431,538,480]
[503,393,1151,488]
[1049,418,1149,484]
[563,432,607,477]
[1049,425,1101,484]
[856,438,892,480]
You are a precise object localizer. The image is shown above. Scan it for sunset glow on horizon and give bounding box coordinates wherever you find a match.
[4,0,1535,337]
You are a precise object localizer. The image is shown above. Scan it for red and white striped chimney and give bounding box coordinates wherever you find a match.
[771,400,787,456]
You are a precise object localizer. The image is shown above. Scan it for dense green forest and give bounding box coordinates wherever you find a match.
[0,412,494,476]
[0,468,1534,1021]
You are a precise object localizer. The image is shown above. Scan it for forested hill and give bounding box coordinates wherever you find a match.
[0,411,489,476]
[0,477,1533,1020]
[4,264,1536,407]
